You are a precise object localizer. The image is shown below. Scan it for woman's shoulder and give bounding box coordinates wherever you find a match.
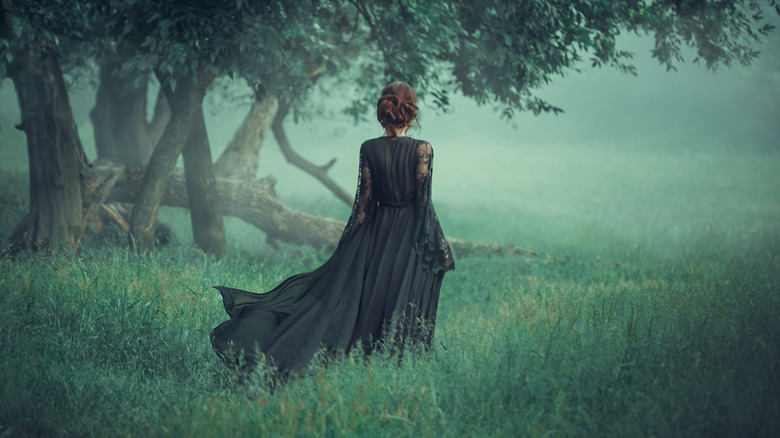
[361,137,388,148]
[360,136,431,153]
[362,135,430,143]
[401,136,431,150]
[393,136,432,150]
[405,137,432,155]
[405,136,429,144]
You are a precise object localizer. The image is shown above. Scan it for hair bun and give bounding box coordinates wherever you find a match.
[376,82,418,138]
[381,95,400,106]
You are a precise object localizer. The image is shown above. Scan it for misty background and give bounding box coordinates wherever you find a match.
[1,33,778,253]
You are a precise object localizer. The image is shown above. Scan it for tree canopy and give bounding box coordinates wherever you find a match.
[2,0,777,119]
[338,0,778,119]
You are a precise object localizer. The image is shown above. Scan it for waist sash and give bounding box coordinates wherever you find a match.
[377,199,414,208]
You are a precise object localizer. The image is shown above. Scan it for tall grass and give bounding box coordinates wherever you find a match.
[1,148,778,436]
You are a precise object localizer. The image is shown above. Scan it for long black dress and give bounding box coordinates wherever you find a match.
[210,136,454,375]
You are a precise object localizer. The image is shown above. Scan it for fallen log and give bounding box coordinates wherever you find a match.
[85,159,344,250]
[83,159,538,257]
[447,238,538,258]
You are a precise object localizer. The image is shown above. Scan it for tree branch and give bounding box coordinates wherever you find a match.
[272,100,353,205]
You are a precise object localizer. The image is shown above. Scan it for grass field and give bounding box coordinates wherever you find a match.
[0,146,778,436]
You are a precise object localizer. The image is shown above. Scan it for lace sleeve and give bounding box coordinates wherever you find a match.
[414,141,455,272]
[339,144,375,245]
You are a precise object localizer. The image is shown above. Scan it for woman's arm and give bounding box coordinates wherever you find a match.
[414,141,455,272]
[339,144,375,244]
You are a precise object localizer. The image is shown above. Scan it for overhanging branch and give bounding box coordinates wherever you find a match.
[272,100,353,205]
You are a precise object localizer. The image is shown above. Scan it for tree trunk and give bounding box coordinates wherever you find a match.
[147,86,170,147]
[0,0,12,41]
[90,65,170,166]
[6,44,88,252]
[213,94,278,180]
[91,66,149,165]
[182,106,226,258]
[128,71,212,251]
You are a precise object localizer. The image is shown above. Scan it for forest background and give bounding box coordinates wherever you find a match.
[0,1,778,436]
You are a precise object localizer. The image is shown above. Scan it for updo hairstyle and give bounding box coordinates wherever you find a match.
[377,81,418,138]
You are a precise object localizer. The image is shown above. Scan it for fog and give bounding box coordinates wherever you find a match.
[1,34,778,252]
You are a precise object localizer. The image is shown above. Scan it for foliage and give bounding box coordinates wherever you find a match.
[337,0,780,120]
[0,0,348,105]
[2,1,777,119]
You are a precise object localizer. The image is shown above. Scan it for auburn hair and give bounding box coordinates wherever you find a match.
[376,81,418,139]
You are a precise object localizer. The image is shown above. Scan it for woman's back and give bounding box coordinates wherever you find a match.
[362,136,420,204]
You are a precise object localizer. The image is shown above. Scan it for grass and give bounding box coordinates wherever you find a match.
[0,147,778,436]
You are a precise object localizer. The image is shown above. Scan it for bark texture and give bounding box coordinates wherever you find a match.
[182,107,226,258]
[0,0,11,41]
[213,95,278,180]
[128,71,212,251]
[7,43,88,251]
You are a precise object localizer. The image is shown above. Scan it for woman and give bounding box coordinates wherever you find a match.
[211,82,454,377]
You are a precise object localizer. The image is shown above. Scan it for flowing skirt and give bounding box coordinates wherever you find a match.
[210,205,445,374]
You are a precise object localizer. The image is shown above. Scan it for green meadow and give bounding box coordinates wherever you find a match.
[1,146,778,436]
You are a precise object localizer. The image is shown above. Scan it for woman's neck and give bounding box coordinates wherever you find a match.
[384,127,408,137]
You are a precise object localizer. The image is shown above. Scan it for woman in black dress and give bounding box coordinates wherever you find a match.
[211,81,454,377]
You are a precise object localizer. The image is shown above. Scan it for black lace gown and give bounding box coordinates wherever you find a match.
[210,136,454,374]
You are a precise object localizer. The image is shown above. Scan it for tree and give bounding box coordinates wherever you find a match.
[1,0,89,252]
[103,0,352,254]
[1,0,777,255]
[126,67,220,253]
